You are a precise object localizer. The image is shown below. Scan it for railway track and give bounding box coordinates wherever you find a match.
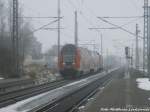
[0,79,71,108]
[0,70,104,108]
[69,71,115,112]
[29,68,121,112]
[0,78,35,94]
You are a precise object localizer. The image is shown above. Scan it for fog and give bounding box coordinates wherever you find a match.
[19,0,143,57]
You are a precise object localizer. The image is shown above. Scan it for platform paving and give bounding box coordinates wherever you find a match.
[84,68,150,112]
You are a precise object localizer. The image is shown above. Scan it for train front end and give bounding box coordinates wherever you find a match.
[58,44,80,78]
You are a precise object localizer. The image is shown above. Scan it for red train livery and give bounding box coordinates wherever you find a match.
[58,44,103,78]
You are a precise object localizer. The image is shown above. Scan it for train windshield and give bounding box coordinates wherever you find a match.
[63,47,75,63]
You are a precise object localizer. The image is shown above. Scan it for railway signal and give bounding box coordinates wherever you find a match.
[125,47,133,60]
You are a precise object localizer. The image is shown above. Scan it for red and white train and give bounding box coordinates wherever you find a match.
[58,44,103,78]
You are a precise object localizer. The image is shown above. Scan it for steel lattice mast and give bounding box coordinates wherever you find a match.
[12,0,19,77]
[143,0,149,75]
[148,6,150,77]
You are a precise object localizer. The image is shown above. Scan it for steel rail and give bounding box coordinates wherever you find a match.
[0,79,70,108]
[30,68,121,112]
[0,78,35,94]
[0,70,103,108]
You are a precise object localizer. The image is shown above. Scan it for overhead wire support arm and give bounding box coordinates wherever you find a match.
[18,16,63,19]
[89,27,120,30]
[97,16,143,19]
[42,28,64,30]
[27,18,63,36]
[89,17,141,30]
[97,17,143,39]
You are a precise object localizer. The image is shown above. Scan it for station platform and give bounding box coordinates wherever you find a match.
[84,69,150,112]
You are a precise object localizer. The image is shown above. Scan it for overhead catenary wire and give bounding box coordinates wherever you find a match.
[19,16,63,19]
[79,1,143,37]
[89,17,141,30]
[97,16,143,19]
[42,28,64,30]
[28,18,62,36]
[79,12,100,32]
[89,27,119,30]
[66,0,101,32]
[67,0,143,40]
[120,17,142,27]
[97,17,143,39]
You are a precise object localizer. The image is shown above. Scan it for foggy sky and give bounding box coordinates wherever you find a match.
[19,0,143,56]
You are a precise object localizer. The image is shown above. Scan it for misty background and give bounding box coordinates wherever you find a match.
[0,0,144,78]
[20,0,143,56]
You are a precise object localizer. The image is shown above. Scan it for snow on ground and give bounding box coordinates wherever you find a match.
[0,72,104,112]
[0,68,118,112]
[136,78,150,91]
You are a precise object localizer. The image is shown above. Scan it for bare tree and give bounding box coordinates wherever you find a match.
[0,1,42,78]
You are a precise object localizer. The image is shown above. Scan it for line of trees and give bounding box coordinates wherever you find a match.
[0,1,42,78]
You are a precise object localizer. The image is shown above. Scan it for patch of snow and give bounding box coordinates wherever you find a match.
[0,76,94,112]
[136,78,150,91]
[0,68,118,112]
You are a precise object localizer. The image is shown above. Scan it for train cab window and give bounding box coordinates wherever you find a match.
[63,47,75,63]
